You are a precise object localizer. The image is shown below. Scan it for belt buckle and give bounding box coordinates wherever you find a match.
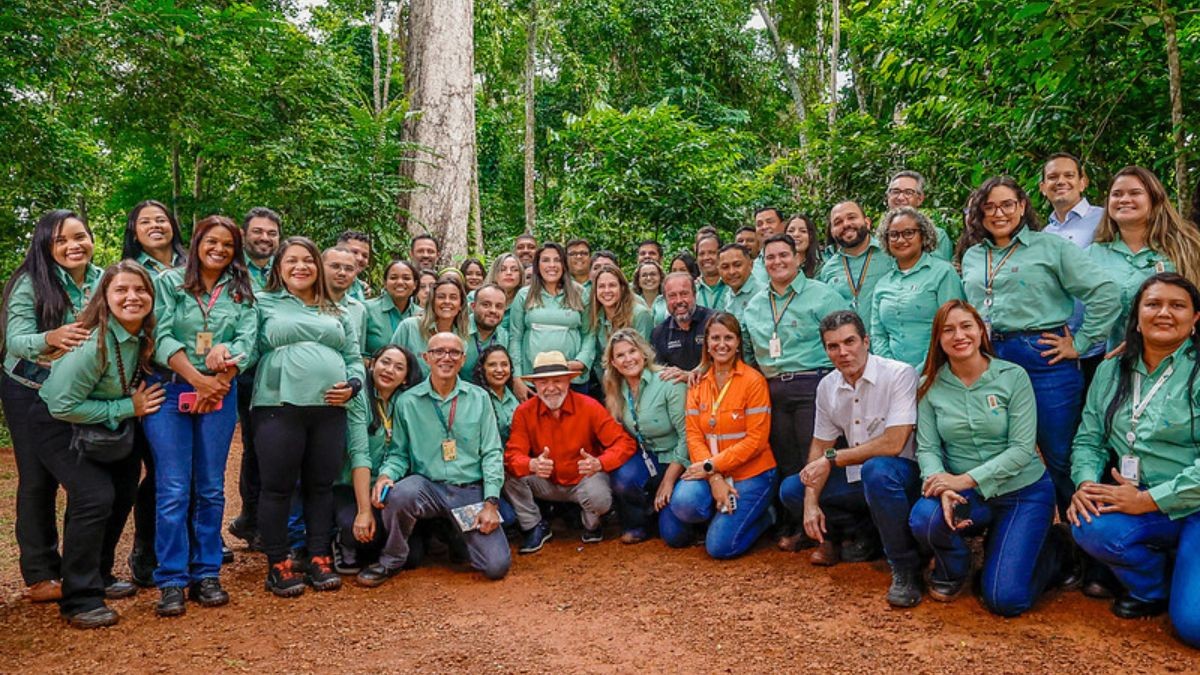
[779,371,795,382]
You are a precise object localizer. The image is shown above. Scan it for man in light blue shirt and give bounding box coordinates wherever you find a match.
[1040,152,1105,247]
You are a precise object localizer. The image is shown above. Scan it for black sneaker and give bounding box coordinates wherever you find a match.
[221,537,235,565]
[127,548,156,588]
[332,537,361,575]
[1112,595,1168,619]
[189,578,229,607]
[265,559,306,598]
[305,556,342,592]
[928,575,968,602]
[355,562,402,588]
[66,605,119,629]
[841,533,883,563]
[886,568,924,608]
[228,515,260,550]
[156,587,186,617]
[518,520,553,555]
[103,578,138,600]
[581,527,604,544]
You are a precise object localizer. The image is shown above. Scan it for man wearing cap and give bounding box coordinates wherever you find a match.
[504,351,638,552]
[355,332,510,586]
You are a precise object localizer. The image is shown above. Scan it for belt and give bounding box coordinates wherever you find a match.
[990,326,1067,341]
[771,368,830,382]
[149,368,187,384]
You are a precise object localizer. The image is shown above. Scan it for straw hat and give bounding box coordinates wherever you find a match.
[519,351,585,380]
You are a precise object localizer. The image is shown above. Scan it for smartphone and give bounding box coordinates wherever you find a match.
[952,501,971,527]
[379,483,392,503]
[178,391,223,413]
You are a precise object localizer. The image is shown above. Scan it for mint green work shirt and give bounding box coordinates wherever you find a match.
[348,277,367,303]
[3,264,103,386]
[1071,343,1200,518]
[696,278,728,311]
[961,228,1120,354]
[619,369,689,466]
[153,269,258,374]
[817,239,895,329]
[363,294,420,355]
[742,274,849,377]
[932,225,954,262]
[245,255,272,291]
[1087,239,1175,350]
[463,321,509,382]
[378,377,505,499]
[339,295,368,356]
[869,254,964,369]
[649,295,667,325]
[488,385,520,444]
[252,289,365,407]
[750,255,768,285]
[340,389,393,485]
[40,318,142,429]
[135,251,183,276]
[390,316,468,378]
[592,304,654,380]
[508,285,595,384]
[916,358,1044,499]
[722,276,763,325]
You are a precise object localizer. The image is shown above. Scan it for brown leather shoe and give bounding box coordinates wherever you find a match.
[28,579,63,603]
[777,531,817,552]
[810,540,841,567]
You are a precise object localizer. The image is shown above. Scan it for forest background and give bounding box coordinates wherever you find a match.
[2,0,1198,280]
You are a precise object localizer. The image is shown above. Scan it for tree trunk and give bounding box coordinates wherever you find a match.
[192,153,204,226]
[828,0,839,128]
[170,140,182,223]
[398,0,475,264]
[371,0,384,114]
[382,1,403,108]
[848,47,868,115]
[815,2,826,95]
[523,0,537,234]
[756,1,806,145]
[1157,1,1187,211]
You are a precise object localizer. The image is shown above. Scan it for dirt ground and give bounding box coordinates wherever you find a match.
[0,433,1196,674]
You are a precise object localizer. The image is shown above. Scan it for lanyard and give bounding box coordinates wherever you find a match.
[432,395,459,439]
[626,385,659,477]
[1129,365,1174,442]
[768,290,797,334]
[474,331,496,357]
[983,243,1020,307]
[375,397,393,442]
[193,284,225,330]
[708,374,735,429]
[841,249,875,300]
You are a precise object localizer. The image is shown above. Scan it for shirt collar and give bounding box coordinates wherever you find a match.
[107,316,137,343]
[1049,197,1093,227]
[985,227,1032,249]
[833,354,880,391]
[536,388,578,418]
[413,375,467,401]
[54,263,101,292]
[936,356,999,389]
[1133,342,1195,377]
[837,238,882,259]
[669,304,711,330]
[489,385,517,406]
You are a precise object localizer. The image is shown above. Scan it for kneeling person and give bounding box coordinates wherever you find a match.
[358,333,510,586]
[779,311,923,606]
[504,351,637,552]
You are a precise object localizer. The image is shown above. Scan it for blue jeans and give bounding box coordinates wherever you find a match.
[611,450,663,534]
[142,377,239,588]
[660,469,776,559]
[779,456,921,572]
[992,333,1082,516]
[909,472,1062,617]
[1074,510,1200,647]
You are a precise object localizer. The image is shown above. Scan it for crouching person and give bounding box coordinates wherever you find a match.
[504,351,637,553]
[356,333,510,586]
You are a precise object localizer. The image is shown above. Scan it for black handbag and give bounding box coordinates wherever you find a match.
[71,331,139,464]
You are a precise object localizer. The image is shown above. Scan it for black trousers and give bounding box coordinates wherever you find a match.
[130,424,156,561]
[253,405,346,563]
[766,373,826,477]
[235,369,260,523]
[333,484,386,563]
[3,375,138,614]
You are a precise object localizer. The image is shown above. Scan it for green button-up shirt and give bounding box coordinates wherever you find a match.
[463,321,509,381]
[153,269,258,374]
[508,285,595,384]
[245,255,272,291]
[1071,343,1200,518]
[696,278,728,310]
[363,295,420,355]
[378,377,505,499]
[592,304,654,380]
[869,254,964,369]
[1087,239,1175,350]
[341,389,393,485]
[488,385,520,445]
[722,276,763,325]
[962,228,1120,354]
[3,264,103,385]
[135,250,183,276]
[743,274,848,377]
[338,294,368,356]
[817,239,895,329]
[40,318,142,429]
[252,290,365,407]
[649,295,667,325]
[348,277,367,303]
[750,255,768,285]
[932,225,954,261]
[391,316,469,378]
[916,358,1044,499]
[618,369,689,466]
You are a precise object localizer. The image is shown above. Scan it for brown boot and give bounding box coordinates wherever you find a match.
[810,540,841,567]
[777,531,816,552]
[28,579,63,603]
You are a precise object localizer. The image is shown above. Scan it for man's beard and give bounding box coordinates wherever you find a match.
[672,306,695,323]
[838,226,869,249]
[540,391,567,410]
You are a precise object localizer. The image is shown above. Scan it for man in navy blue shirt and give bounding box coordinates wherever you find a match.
[650,272,714,383]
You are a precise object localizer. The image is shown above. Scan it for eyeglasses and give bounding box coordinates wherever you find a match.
[567,251,591,258]
[885,228,921,242]
[981,200,1020,216]
[427,348,464,360]
[887,188,920,198]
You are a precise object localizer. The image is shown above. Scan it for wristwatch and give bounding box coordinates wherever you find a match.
[484,497,500,507]
[703,459,715,474]
[824,447,838,468]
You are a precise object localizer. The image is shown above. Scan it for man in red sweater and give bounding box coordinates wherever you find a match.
[504,352,636,553]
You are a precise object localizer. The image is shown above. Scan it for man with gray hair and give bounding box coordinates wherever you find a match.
[886,170,954,261]
[650,272,715,382]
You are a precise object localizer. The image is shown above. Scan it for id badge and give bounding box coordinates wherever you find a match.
[769,335,782,358]
[195,331,214,355]
[1120,454,1140,482]
[442,439,458,462]
[845,464,863,483]
[708,435,718,456]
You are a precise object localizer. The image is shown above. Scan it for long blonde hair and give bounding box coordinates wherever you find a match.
[1094,165,1200,288]
[417,277,469,338]
[602,328,662,421]
[485,252,523,304]
[588,264,636,333]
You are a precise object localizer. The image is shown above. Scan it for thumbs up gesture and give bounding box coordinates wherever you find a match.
[532,447,554,479]
[577,447,601,478]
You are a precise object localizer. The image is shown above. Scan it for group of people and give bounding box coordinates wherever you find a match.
[2,156,1198,650]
